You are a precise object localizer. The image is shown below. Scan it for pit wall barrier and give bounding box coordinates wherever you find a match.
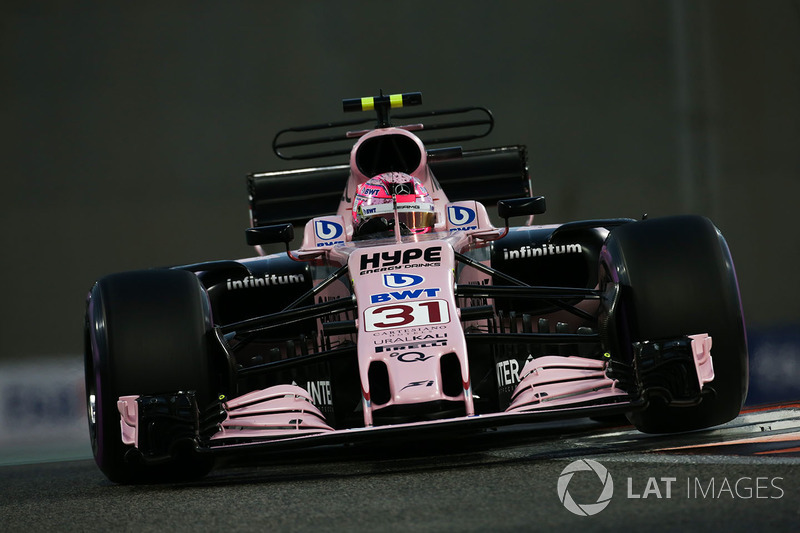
[0,355,89,465]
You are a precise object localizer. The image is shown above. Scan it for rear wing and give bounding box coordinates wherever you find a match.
[248,145,531,227]
[272,94,493,161]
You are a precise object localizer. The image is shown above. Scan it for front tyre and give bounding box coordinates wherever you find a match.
[604,216,748,433]
[84,269,215,483]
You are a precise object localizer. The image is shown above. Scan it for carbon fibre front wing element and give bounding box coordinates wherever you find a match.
[115,334,712,464]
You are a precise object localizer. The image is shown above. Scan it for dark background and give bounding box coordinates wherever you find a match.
[2,1,799,362]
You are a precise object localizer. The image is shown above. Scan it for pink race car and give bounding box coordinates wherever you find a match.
[85,92,748,483]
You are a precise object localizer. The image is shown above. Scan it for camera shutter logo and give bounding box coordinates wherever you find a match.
[557,459,614,516]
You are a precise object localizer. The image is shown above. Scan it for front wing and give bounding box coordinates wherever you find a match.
[116,334,713,464]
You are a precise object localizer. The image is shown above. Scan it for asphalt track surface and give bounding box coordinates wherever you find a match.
[2,404,799,532]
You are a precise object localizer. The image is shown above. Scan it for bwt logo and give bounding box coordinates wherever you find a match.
[447,205,476,226]
[383,273,425,289]
[315,220,344,241]
[370,287,441,304]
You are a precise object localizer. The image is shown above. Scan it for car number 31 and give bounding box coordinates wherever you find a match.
[363,300,450,331]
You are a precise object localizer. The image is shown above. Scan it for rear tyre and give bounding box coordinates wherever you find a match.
[84,269,215,483]
[604,216,748,433]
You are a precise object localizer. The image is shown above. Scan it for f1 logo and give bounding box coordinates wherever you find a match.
[315,220,344,240]
[448,205,476,226]
[383,273,424,289]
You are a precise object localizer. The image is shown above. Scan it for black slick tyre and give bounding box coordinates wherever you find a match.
[604,215,748,433]
[84,269,215,483]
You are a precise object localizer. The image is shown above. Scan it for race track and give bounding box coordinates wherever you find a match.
[2,404,798,531]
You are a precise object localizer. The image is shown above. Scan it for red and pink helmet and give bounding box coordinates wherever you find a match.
[352,172,436,234]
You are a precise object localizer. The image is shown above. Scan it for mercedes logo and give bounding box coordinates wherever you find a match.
[394,183,413,195]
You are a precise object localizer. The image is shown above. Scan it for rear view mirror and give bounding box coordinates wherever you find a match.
[245,224,294,246]
[497,196,546,219]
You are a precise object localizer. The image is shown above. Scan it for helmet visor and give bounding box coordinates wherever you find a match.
[357,201,436,231]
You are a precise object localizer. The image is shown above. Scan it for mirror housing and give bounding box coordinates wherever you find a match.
[245,224,294,247]
[497,196,546,219]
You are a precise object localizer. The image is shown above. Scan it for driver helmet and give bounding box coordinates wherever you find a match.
[352,172,436,235]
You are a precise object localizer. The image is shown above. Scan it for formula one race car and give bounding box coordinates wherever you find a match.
[84,92,748,483]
